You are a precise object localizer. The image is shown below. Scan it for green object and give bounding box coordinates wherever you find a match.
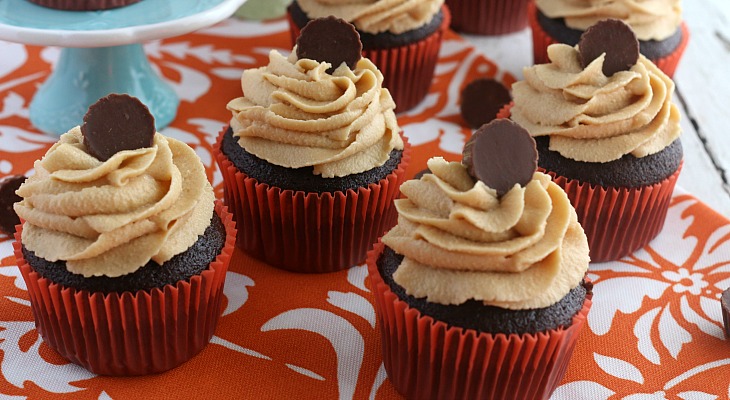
[234,0,292,20]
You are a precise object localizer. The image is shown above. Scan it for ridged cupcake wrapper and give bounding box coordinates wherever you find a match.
[366,241,592,400]
[528,1,554,66]
[528,2,689,77]
[446,0,530,35]
[654,22,689,78]
[499,103,682,262]
[287,5,450,113]
[544,165,682,263]
[214,128,411,273]
[28,0,140,10]
[14,201,237,376]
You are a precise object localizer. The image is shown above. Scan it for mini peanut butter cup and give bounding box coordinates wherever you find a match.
[296,16,362,74]
[578,19,640,76]
[462,119,537,197]
[0,175,24,235]
[460,78,512,129]
[81,93,155,162]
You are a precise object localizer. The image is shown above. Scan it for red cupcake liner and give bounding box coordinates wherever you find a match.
[14,201,237,376]
[366,241,592,400]
[28,0,141,10]
[545,164,682,263]
[528,1,689,77]
[499,103,681,262]
[214,128,411,273]
[446,0,530,35]
[287,5,450,113]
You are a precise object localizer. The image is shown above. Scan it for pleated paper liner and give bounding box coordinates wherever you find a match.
[498,104,682,262]
[14,201,236,376]
[528,1,689,78]
[287,5,450,113]
[214,127,411,273]
[446,0,530,35]
[366,241,593,400]
[543,165,682,263]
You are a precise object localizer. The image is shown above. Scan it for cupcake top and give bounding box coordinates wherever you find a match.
[535,0,682,41]
[227,17,404,178]
[296,0,444,35]
[381,120,590,310]
[510,20,681,163]
[14,94,214,278]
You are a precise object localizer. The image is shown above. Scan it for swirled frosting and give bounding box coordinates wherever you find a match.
[14,127,215,278]
[381,157,589,310]
[296,0,444,34]
[510,44,681,163]
[536,0,682,41]
[227,49,403,178]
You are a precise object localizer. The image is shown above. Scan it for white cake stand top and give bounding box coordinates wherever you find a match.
[0,0,247,48]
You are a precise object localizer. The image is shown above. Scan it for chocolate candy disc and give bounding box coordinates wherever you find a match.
[81,94,156,162]
[460,78,512,129]
[462,119,537,197]
[296,16,362,74]
[578,19,640,76]
[722,288,730,339]
[0,175,25,235]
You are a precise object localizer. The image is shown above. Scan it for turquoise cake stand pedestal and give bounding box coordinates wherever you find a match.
[0,0,247,136]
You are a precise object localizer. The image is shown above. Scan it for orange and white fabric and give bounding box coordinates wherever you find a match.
[0,18,727,399]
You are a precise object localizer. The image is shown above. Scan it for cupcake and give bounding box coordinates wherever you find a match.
[530,0,689,77]
[215,17,410,273]
[504,20,682,262]
[287,0,450,112]
[446,0,530,35]
[27,0,142,10]
[368,119,592,399]
[13,94,236,375]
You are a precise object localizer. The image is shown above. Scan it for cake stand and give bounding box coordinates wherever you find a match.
[0,0,247,136]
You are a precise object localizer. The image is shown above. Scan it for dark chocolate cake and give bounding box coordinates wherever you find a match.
[377,246,591,335]
[221,126,403,193]
[23,213,225,294]
[536,136,683,188]
[536,9,684,61]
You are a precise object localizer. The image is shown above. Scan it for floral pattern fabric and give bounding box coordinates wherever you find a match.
[0,18,727,400]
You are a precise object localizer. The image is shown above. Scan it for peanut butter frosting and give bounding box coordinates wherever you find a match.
[14,127,215,278]
[381,157,589,310]
[510,44,681,163]
[536,0,682,41]
[227,49,403,178]
[297,0,444,35]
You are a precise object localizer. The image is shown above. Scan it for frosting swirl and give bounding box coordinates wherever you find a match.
[14,127,214,278]
[297,0,444,34]
[510,44,681,163]
[381,157,589,310]
[536,0,682,41]
[227,49,403,178]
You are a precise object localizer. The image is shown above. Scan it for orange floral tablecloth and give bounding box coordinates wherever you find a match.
[0,18,728,400]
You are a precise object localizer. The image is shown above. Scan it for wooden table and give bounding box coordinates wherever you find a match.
[464,0,730,217]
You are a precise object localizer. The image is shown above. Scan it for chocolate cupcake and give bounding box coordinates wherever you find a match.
[28,0,142,11]
[505,20,683,262]
[215,18,410,273]
[287,0,450,112]
[530,0,688,77]
[13,94,236,375]
[368,119,592,399]
[446,0,530,35]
